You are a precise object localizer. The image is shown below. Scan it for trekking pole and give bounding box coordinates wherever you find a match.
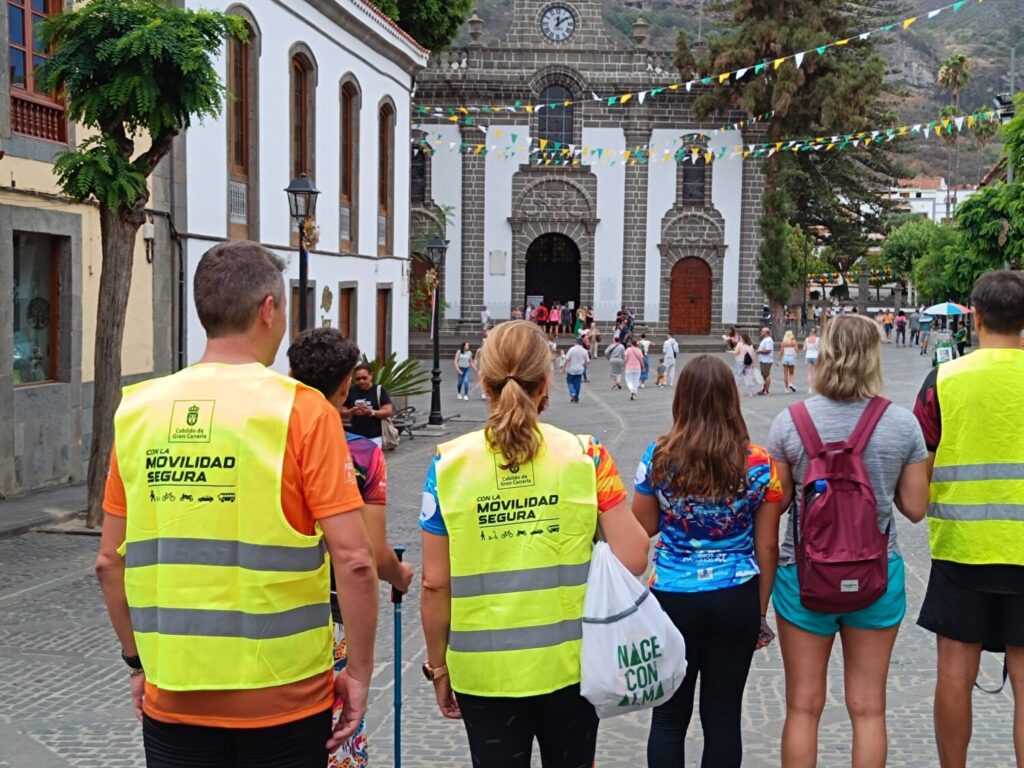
[392,547,406,768]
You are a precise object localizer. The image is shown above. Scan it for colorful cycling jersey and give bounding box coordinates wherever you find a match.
[346,432,387,504]
[634,441,782,593]
[419,436,626,535]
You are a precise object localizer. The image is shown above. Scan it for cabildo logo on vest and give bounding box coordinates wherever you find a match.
[168,400,215,443]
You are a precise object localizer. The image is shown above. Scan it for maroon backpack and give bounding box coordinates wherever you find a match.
[789,397,891,613]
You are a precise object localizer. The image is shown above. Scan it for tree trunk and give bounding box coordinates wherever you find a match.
[85,201,147,527]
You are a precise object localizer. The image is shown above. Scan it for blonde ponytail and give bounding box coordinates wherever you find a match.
[480,321,551,468]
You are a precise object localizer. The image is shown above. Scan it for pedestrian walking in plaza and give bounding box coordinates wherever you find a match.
[954,321,968,358]
[883,310,895,343]
[480,306,492,330]
[780,330,799,393]
[919,310,933,356]
[288,327,415,768]
[454,342,473,400]
[535,302,548,329]
[766,314,930,768]
[606,338,625,389]
[418,320,649,768]
[341,364,394,448]
[473,331,489,400]
[757,328,775,395]
[575,306,586,336]
[894,311,907,347]
[634,354,785,768]
[663,333,680,387]
[733,333,758,397]
[912,270,1024,768]
[563,337,590,403]
[909,310,921,348]
[803,327,820,394]
[624,338,645,400]
[656,357,668,387]
[95,241,379,767]
[561,304,573,337]
[639,333,652,389]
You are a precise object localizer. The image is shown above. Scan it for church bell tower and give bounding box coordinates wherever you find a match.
[503,0,620,49]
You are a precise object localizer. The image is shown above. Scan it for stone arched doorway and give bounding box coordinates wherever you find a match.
[525,234,581,309]
[669,257,712,335]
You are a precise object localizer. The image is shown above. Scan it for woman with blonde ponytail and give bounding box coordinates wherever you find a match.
[419,321,649,768]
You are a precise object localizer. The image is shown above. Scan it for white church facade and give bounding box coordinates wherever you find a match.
[415,0,768,335]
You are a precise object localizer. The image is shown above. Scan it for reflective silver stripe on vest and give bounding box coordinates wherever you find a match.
[929,503,1024,522]
[932,463,1024,483]
[125,538,326,572]
[450,562,591,599]
[130,603,330,639]
[448,618,582,653]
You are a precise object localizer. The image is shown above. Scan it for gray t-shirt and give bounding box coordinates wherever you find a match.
[768,396,928,565]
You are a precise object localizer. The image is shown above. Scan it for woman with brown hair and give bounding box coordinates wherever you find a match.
[419,320,649,768]
[633,355,785,768]
[767,314,929,767]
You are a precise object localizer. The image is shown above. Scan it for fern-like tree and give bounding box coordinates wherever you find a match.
[39,0,245,526]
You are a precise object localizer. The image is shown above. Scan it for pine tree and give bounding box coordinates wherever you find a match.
[676,0,905,325]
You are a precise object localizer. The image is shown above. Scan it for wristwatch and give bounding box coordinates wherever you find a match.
[121,650,143,672]
[422,661,448,682]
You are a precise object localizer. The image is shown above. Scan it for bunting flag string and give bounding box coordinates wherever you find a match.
[412,0,986,123]
[410,107,1003,167]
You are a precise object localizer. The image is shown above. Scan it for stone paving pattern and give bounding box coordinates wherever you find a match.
[0,345,1016,766]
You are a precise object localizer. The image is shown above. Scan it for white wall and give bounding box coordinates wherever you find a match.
[644,130,679,323]
[584,128,625,323]
[482,125,521,319]
[429,125,464,320]
[183,0,423,368]
[710,130,742,324]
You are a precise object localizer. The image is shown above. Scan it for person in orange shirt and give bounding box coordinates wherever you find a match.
[95,241,379,767]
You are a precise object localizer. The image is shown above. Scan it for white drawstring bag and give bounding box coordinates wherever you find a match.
[580,542,688,718]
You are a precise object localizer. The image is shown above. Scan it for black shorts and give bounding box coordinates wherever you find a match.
[917,561,1024,649]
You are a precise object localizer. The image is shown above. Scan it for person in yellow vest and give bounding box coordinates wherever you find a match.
[419,320,650,767]
[95,241,379,767]
[913,270,1024,768]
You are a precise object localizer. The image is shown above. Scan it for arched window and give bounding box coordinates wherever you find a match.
[538,84,574,147]
[227,16,259,239]
[682,155,707,204]
[290,53,315,180]
[340,78,360,252]
[410,149,426,207]
[377,101,395,256]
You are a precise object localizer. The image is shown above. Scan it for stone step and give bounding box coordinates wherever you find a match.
[408,331,731,359]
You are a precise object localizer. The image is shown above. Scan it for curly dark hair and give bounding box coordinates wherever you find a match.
[287,327,361,399]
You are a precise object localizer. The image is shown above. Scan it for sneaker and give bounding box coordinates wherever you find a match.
[789,384,797,392]
[630,393,636,401]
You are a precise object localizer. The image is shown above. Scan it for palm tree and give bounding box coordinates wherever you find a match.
[937,54,972,214]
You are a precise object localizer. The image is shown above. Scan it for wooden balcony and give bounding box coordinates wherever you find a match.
[11,92,67,144]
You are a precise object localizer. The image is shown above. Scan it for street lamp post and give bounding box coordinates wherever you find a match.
[426,236,449,426]
[285,173,321,332]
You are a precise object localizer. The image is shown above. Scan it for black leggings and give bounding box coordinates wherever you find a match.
[647,579,760,768]
[457,683,598,768]
[142,709,330,768]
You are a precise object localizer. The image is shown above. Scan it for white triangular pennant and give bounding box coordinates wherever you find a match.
[794,51,806,69]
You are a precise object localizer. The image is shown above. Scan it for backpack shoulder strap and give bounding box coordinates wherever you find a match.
[788,402,824,457]
[848,397,891,455]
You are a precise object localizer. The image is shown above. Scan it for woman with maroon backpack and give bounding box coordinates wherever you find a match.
[765,314,930,767]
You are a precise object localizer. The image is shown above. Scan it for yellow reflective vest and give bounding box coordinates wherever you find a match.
[929,348,1024,566]
[434,423,598,697]
[115,363,333,691]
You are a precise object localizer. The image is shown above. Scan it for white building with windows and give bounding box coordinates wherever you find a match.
[177,0,428,368]
[889,175,979,223]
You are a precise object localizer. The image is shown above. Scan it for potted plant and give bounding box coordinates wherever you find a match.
[360,353,430,411]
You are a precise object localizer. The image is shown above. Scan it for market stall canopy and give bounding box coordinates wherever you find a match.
[924,302,970,316]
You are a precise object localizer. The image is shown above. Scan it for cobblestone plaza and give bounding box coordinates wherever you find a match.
[0,345,1016,767]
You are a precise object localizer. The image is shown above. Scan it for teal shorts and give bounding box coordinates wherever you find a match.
[772,554,906,636]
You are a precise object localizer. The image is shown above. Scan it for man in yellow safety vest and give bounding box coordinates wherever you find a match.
[95,241,379,767]
[913,269,1024,768]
